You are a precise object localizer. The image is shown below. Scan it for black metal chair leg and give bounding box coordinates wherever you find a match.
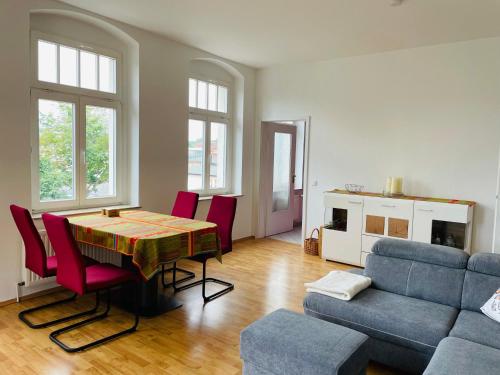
[19,292,100,329]
[49,286,140,353]
[161,262,195,288]
[173,259,234,303]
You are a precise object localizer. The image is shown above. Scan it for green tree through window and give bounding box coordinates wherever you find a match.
[38,100,114,201]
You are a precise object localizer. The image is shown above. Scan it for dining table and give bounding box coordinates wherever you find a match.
[68,210,221,317]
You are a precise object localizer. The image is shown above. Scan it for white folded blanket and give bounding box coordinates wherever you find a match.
[305,270,371,301]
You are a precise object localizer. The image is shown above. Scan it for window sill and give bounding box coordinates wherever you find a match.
[31,204,141,219]
[199,193,243,202]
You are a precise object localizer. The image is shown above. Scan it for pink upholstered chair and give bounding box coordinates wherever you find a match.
[171,191,199,219]
[42,213,140,352]
[162,191,199,287]
[10,205,98,329]
[172,195,236,303]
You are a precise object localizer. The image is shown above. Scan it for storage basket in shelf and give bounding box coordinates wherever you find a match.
[304,228,320,256]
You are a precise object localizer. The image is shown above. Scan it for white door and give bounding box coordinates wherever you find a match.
[262,122,297,236]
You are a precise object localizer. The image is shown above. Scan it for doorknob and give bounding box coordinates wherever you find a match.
[292,175,296,183]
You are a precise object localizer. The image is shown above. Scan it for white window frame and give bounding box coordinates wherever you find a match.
[30,31,125,212]
[188,76,232,196]
[31,31,121,101]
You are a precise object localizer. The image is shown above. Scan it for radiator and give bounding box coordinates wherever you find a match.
[21,229,122,288]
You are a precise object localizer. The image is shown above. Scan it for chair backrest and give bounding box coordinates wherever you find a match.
[206,195,237,253]
[10,204,48,277]
[365,238,469,308]
[461,253,500,312]
[42,213,86,295]
[171,191,199,219]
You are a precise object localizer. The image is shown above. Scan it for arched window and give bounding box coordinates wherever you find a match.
[187,62,233,195]
[30,30,124,210]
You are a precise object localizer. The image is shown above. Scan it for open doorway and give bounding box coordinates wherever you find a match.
[259,119,307,245]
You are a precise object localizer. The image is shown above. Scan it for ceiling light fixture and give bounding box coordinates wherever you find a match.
[390,0,405,6]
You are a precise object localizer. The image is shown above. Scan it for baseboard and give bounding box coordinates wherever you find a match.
[0,286,65,307]
[0,298,16,307]
[233,236,255,243]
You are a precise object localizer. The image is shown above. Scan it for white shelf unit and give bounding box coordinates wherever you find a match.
[322,191,474,267]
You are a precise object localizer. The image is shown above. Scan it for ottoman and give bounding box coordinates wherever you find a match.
[240,309,369,375]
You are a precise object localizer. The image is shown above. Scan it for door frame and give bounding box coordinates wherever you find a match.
[256,117,311,242]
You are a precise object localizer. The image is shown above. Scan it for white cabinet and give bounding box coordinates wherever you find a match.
[322,190,475,266]
[322,194,363,265]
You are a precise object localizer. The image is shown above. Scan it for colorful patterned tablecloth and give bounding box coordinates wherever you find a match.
[68,210,220,280]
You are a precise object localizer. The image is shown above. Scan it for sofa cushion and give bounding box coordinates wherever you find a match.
[366,239,467,308]
[303,288,458,355]
[372,238,469,269]
[364,254,412,295]
[468,252,500,277]
[240,309,369,375]
[406,261,465,308]
[423,337,500,375]
[461,253,500,312]
[449,310,500,350]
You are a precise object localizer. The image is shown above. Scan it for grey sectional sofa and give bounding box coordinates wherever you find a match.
[303,238,500,374]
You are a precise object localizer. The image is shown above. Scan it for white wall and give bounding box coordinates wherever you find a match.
[0,0,255,302]
[256,38,500,253]
[494,149,500,253]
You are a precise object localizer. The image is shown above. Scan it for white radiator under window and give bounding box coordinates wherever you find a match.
[21,229,122,288]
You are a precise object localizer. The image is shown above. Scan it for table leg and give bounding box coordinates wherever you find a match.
[119,256,183,317]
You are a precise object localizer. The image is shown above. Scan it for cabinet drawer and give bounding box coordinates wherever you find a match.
[324,193,363,209]
[414,201,469,223]
[363,197,414,219]
[362,235,379,253]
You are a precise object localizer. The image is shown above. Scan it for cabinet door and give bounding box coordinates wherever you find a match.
[322,195,363,265]
[412,205,433,244]
[362,197,413,239]
[413,201,470,249]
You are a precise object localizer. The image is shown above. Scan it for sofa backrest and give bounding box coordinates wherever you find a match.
[365,238,469,308]
[461,253,500,312]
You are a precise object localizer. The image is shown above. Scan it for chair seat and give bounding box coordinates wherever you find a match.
[85,263,137,292]
[449,310,500,350]
[46,255,98,277]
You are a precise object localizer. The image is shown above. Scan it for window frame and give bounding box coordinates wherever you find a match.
[188,75,232,196]
[188,75,231,116]
[31,89,125,212]
[31,31,121,101]
[30,31,125,212]
[31,90,79,211]
[79,96,124,208]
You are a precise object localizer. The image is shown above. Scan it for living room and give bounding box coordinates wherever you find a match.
[1,0,500,374]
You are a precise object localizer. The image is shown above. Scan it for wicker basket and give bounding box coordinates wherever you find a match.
[304,228,320,256]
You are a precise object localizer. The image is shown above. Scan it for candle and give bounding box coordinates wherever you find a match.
[391,177,403,195]
[385,177,393,194]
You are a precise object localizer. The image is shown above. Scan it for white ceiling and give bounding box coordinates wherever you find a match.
[60,0,500,68]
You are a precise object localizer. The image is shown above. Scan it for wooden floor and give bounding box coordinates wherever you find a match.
[0,238,403,374]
